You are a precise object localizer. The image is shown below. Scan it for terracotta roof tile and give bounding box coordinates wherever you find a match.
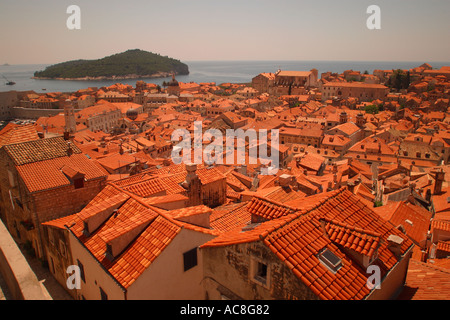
[246,196,296,221]
[0,124,40,147]
[388,202,432,247]
[61,195,184,289]
[397,260,450,300]
[16,153,107,193]
[431,220,450,233]
[167,205,212,220]
[210,202,251,233]
[123,178,166,197]
[323,219,381,257]
[4,136,82,166]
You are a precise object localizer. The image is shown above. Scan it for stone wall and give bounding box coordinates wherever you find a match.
[201,241,318,300]
[0,218,51,300]
[11,107,82,120]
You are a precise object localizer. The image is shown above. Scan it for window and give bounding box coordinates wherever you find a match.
[59,240,67,258]
[318,248,343,274]
[77,259,85,282]
[250,258,270,288]
[183,248,198,271]
[255,262,268,284]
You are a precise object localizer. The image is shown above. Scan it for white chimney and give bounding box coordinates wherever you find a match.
[387,234,404,258]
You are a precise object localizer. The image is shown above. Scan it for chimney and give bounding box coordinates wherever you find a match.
[347,181,356,193]
[387,234,404,259]
[185,163,202,206]
[186,163,198,182]
[433,168,445,195]
[239,165,247,176]
[279,174,292,188]
[67,141,74,157]
[420,250,428,263]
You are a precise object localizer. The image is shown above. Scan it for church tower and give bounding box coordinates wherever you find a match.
[64,99,76,139]
[356,112,366,128]
[167,73,181,97]
[339,111,348,124]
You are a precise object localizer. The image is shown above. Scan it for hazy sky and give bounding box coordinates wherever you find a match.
[1,0,449,64]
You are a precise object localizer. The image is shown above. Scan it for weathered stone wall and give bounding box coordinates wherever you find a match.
[0,218,51,300]
[201,241,319,300]
[11,107,82,120]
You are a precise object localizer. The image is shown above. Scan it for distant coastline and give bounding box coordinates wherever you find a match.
[32,71,174,81]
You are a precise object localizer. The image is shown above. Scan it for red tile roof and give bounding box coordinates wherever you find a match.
[51,195,183,289]
[388,202,432,247]
[167,205,212,220]
[210,202,250,233]
[431,219,450,233]
[4,136,82,166]
[0,123,40,147]
[16,153,107,193]
[397,260,450,300]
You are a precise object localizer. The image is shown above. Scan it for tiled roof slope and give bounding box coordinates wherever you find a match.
[210,202,251,233]
[388,202,432,247]
[202,188,414,300]
[0,123,40,147]
[4,136,82,165]
[16,153,107,193]
[398,260,450,300]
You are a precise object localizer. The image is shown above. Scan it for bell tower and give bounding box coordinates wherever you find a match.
[64,99,76,139]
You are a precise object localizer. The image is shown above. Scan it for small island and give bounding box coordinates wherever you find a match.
[33,49,189,80]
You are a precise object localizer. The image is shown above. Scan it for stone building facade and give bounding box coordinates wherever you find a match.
[201,241,319,300]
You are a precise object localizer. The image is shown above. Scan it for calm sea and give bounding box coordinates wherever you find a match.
[1,60,449,94]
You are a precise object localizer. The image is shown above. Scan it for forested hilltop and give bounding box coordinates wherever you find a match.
[33,49,189,80]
